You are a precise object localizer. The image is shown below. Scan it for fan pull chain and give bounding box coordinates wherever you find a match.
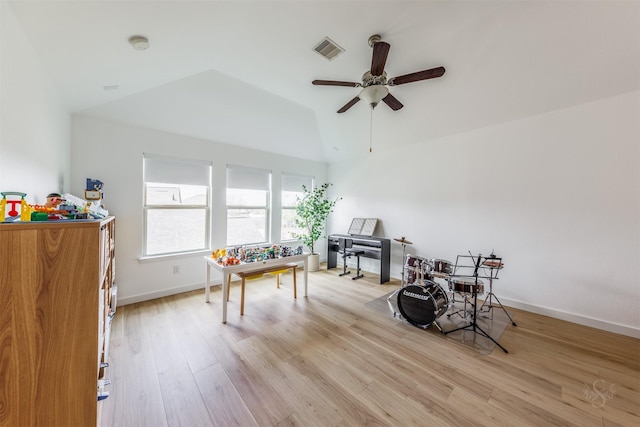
[369,108,373,153]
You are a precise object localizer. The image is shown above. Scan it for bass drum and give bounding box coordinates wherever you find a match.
[397,281,449,329]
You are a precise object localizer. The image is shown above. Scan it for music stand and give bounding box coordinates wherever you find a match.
[444,253,508,353]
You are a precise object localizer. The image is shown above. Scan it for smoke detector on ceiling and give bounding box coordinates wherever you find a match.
[128,35,150,51]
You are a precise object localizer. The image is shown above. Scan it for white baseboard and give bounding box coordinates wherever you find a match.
[118,281,215,306]
[498,297,640,339]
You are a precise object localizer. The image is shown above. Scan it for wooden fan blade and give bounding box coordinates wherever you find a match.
[312,80,359,87]
[390,66,446,86]
[382,93,403,111]
[370,41,390,76]
[337,97,360,113]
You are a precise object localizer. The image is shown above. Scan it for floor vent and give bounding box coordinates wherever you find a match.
[313,37,344,61]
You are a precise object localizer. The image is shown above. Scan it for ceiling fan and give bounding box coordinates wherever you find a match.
[312,34,445,113]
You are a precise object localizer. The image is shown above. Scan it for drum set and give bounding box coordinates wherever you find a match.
[387,251,511,353]
[388,255,460,331]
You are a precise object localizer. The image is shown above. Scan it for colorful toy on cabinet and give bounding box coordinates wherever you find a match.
[83,179,109,217]
[1,192,31,222]
[85,178,103,201]
[45,192,63,208]
[29,192,91,221]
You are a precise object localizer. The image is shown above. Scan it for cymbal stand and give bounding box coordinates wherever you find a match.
[479,259,517,326]
[444,253,508,353]
[399,242,410,286]
[387,237,411,319]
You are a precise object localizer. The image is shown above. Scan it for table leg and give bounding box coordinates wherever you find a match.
[222,272,229,323]
[303,257,309,297]
[205,264,211,302]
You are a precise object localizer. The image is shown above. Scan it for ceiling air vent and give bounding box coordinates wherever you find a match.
[313,37,344,61]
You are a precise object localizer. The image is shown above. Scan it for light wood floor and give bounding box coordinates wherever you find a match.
[100,267,639,427]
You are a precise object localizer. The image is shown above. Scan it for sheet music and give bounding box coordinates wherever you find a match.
[361,218,377,236]
[348,218,365,235]
[348,218,378,236]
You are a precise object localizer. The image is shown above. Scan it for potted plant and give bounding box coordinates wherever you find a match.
[295,183,340,271]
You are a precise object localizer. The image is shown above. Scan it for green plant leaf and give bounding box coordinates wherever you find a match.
[293,183,341,254]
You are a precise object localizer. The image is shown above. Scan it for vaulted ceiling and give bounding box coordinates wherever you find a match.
[8,0,639,162]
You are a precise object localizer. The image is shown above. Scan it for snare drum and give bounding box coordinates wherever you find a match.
[430,259,453,278]
[397,281,449,329]
[404,255,431,284]
[449,278,484,295]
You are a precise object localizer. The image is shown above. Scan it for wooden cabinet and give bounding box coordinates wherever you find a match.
[0,217,115,427]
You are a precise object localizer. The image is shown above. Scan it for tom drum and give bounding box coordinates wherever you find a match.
[404,254,432,284]
[430,259,453,278]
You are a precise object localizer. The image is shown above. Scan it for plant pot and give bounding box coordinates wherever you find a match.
[307,253,320,272]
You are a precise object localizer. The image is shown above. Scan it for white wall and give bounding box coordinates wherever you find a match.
[71,116,328,304]
[329,91,640,338]
[0,2,69,202]
[4,0,637,337]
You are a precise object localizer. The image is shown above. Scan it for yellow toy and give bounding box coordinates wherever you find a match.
[212,248,227,259]
[1,192,31,222]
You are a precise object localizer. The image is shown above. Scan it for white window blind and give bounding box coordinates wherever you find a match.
[282,173,313,193]
[142,154,212,257]
[144,154,211,185]
[226,165,272,246]
[226,165,271,190]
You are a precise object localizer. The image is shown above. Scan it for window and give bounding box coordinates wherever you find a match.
[143,154,211,257]
[226,165,271,246]
[281,173,313,241]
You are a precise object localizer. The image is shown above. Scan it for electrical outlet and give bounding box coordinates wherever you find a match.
[173,265,180,274]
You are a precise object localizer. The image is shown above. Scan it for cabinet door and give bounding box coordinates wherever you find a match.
[0,224,100,426]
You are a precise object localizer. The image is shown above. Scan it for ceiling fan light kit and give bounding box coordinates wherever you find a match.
[359,85,389,108]
[312,34,445,113]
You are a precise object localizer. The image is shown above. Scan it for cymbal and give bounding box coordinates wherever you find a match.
[394,237,413,244]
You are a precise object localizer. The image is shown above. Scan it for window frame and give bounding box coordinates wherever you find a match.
[225,165,272,247]
[225,189,271,246]
[281,173,314,242]
[142,154,212,259]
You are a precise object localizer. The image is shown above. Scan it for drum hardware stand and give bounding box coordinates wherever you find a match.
[414,317,444,332]
[479,267,518,326]
[447,278,460,307]
[387,237,413,319]
[394,237,413,286]
[387,289,402,319]
[447,293,474,321]
[444,253,509,354]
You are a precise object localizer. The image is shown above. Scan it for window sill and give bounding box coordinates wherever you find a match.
[138,249,211,263]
